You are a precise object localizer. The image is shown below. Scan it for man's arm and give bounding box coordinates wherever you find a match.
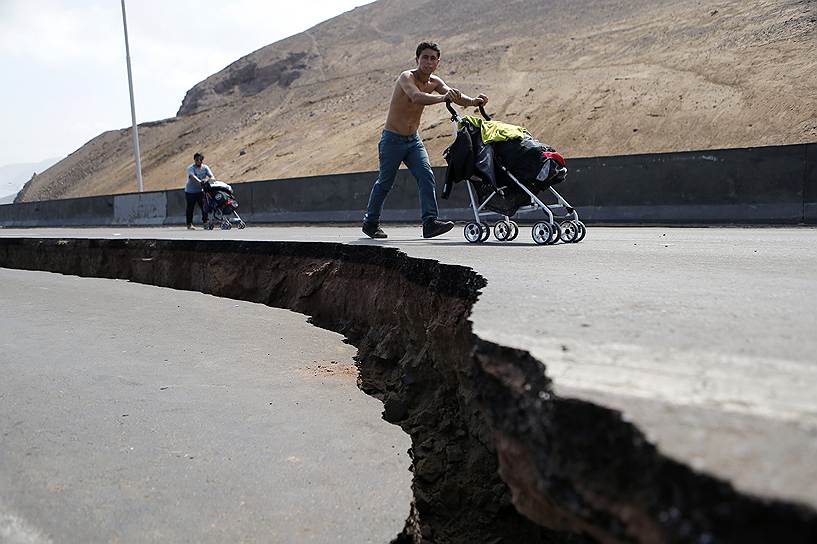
[398,72,448,105]
[188,170,211,186]
[187,167,201,184]
[435,77,488,107]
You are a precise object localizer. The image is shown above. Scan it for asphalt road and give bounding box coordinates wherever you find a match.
[0,268,411,543]
[2,224,817,512]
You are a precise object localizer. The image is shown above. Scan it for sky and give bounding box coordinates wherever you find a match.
[0,0,376,167]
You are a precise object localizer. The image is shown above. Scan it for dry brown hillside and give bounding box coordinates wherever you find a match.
[17,0,817,202]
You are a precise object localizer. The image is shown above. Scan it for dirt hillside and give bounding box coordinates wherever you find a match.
[17,0,817,202]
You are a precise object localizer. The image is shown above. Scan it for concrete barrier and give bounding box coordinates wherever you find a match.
[113,192,167,225]
[0,195,114,227]
[195,169,475,223]
[247,171,376,222]
[805,143,817,224]
[1,143,814,227]
[567,145,808,224]
[164,189,188,226]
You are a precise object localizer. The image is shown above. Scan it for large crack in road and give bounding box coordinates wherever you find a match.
[1,237,815,543]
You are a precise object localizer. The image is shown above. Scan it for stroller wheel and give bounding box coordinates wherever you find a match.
[493,221,512,241]
[560,221,578,243]
[548,222,561,245]
[573,221,586,242]
[464,222,484,243]
[220,222,232,230]
[480,223,491,242]
[532,222,552,245]
[237,221,246,229]
[508,221,519,241]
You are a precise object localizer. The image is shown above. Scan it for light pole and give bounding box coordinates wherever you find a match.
[120,0,143,192]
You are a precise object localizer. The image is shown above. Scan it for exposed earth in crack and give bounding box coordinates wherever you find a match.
[1,237,815,543]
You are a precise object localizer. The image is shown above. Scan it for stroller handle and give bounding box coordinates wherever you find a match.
[445,99,491,121]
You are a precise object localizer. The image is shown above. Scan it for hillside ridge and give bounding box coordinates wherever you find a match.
[17,0,817,202]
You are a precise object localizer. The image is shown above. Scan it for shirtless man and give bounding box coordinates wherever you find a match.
[362,41,488,239]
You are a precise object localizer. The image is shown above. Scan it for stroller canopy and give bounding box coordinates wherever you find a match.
[203,180,233,195]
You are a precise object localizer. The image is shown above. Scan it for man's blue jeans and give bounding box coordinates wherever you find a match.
[363,130,438,224]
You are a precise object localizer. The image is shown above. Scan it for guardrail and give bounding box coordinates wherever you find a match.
[1,142,814,226]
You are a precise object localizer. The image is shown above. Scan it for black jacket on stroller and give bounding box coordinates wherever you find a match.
[442,117,567,216]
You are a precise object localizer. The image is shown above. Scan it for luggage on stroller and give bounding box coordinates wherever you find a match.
[442,101,585,245]
[201,180,246,230]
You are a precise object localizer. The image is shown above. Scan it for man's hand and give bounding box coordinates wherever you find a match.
[445,88,462,104]
[445,88,488,108]
[473,94,489,106]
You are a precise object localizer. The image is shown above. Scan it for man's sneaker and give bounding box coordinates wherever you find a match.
[187,224,197,230]
[423,219,455,239]
[362,222,387,239]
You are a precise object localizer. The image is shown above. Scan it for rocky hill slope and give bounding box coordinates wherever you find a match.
[17,0,817,202]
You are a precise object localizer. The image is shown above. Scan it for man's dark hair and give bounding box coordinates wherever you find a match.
[415,41,440,59]
[193,152,204,161]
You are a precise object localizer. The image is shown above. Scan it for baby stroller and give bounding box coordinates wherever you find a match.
[442,101,585,245]
[202,180,246,230]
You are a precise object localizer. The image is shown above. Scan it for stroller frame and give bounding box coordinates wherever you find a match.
[202,181,247,231]
[447,101,586,245]
[204,201,246,231]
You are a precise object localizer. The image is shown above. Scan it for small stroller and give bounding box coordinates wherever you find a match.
[442,101,585,245]
[202,180,246,230]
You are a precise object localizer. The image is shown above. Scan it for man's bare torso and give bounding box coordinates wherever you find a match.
[384,70,443,135]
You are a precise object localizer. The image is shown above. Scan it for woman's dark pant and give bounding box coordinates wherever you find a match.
[185,191,208,225]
